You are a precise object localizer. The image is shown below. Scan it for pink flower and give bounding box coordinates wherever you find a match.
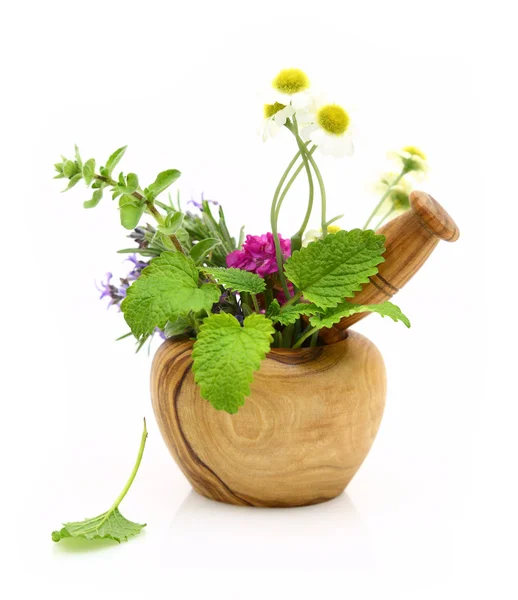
[226,233,291,277]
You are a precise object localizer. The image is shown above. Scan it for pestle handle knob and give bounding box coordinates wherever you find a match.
[410,191,459,242]
[317,190,459,344]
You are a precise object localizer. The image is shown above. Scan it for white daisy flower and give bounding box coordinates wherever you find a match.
[298,98,354,158]
[260,68,312,141]
[269,68,312,109]
[261,102,295,141]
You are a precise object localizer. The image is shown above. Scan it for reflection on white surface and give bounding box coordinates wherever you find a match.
[162,490,374,572]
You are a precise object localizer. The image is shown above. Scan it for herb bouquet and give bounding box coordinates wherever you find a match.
[55,68,458,508]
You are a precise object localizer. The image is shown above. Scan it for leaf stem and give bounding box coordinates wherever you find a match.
[251,293,260,313]
[95,174,185,253]
[363,171,404,230]
[98,419,148,527]
[293,326,319,348]
[280,290,302,308]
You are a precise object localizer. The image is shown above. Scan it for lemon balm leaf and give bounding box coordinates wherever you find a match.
[121,252,220,339]
[309,300,411,330]
[283,229,386,309]
[266,299,316,325]
[192,313,274,413]
[206,267,266,294]
[51,420,148,544]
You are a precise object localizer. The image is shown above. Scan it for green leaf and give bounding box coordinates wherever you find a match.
[83,189,103,209]
[266,299,315,325]
[192,313,274,413]
[147,169,181,198]
[74,145,83,171]
[120,202,146,230]
[189,238,222,265]
[63,159,79,179]
[163,315,194,338]
[51,419,148,544]
[159,211,184,235]
[121,252,220,338]
[283,229,386,309]
[126,172,139,191]
[308,300,411,329]
[206,267,266,294]
[106,145,127,176]
[82,158,96,185]
[61,172,82,192]
[51,508,146,544]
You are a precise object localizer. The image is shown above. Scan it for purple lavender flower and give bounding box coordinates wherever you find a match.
[125,254,148,280]
[188,192,219,210]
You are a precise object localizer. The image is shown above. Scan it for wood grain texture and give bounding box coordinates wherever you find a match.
[319,191,460,344]
[151,331,386,507]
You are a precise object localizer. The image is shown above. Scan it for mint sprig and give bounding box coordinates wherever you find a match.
[52,419,148,544]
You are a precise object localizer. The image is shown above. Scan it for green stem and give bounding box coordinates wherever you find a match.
[281,290,302,309]
[95,174,185,253]
[288,131,328,239]
[251,294,260,313]
[270,151,301,299]
[293,326,319,349]
[98,419,148,527]
[375,207,395,230]
[363,171,404,230]
[310,330,319,347]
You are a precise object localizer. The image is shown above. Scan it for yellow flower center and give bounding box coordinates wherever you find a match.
[327,225,341,234]
[317,104,350,135]
[402,146,427,160]
[264,102,286,119]
[272,68,310,95]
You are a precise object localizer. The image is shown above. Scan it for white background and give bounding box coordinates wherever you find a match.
[1,1,516,598]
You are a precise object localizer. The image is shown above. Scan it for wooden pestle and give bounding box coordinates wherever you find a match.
[318,191,460,345]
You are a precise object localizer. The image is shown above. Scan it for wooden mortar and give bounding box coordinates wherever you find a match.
[151,331,386,507]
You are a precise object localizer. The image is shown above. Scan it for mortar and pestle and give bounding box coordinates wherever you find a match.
[151,191,459,507]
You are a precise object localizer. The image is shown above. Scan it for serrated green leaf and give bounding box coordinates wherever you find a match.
[192,313,274,413]
[206,267,266,294]
[147,169,181,198]
[283,229,386,309]
[308,300,411,329]
[83,189,103,209]
[121,252,220,338]
[52,508,146,544]
[106,145,127,176]
[51,419,148,545]
[61,172,82,192]
[82,158,96,185]
[189,238,222,265]
[266,299,316,325]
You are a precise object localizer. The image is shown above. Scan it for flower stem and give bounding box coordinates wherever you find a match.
[293,326,319,349]
[98,419,148,527]
[375,207,395,230]
[270,151,301,299]
[289,116,315,253]
[363,171,404,230]
[287,131,328,239]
